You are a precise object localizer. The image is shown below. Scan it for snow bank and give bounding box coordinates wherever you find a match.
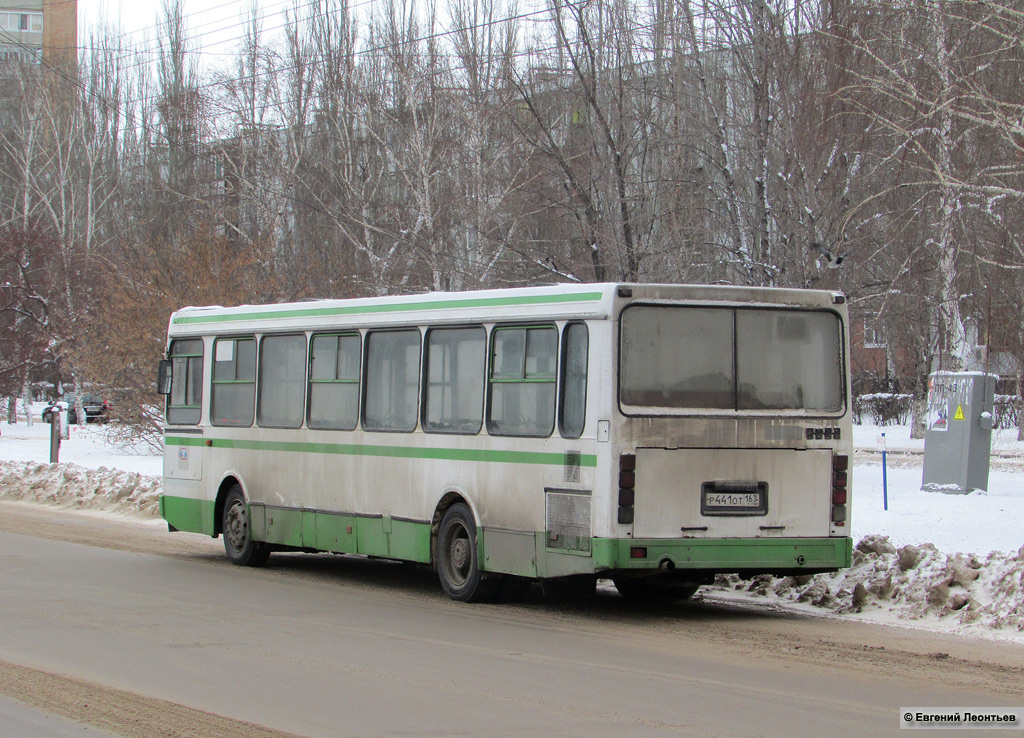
[721,535,1024,633]
[0,460,161,518]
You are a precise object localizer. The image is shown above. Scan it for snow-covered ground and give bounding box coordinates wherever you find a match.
[850,423,1024,555]
[0,420,161,476]
[1,408,1022,640]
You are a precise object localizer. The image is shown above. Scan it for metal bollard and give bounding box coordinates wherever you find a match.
[49,408,61,463]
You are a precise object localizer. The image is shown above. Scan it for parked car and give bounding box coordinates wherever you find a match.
[42,394,109,424]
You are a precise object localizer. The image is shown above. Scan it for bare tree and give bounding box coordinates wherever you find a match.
[446,0,524,287]
[833,0,1024,433]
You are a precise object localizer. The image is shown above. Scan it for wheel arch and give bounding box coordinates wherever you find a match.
[430,489,477,569]
[213,475,244,536]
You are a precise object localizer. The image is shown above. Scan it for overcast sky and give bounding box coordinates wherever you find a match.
[77,0,299,60]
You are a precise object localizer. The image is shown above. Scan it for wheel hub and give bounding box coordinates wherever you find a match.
[450,538,469,571]
[225,501,247,551]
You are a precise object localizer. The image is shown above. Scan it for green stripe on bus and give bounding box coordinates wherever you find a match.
[172,292,605,325]
[165,435,598,467]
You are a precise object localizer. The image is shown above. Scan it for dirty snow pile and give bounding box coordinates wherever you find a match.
[719,535,1024,633]
[0,460,161,518]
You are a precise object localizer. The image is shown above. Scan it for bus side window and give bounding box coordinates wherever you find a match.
[211,337,257,427]
[258,334,307,428]
[167,338,203,425]
[363,329,421,432]
[559,322,588,439]
[423,327,485,434]
[488,325,556,437]
[308,333,361,430]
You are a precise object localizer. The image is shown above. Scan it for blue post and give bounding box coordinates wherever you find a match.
[881,431,888,511]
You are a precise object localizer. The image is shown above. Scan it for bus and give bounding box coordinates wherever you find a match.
[157,283,852,602]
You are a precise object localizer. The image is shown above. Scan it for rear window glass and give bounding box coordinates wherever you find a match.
[620,306,843,413]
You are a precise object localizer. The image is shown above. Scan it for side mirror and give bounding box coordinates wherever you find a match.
[157,359,173,395]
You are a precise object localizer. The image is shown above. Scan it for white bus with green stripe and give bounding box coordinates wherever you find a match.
[157,283,852,601]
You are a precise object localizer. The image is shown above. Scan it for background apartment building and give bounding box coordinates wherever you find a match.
[0,0,76,66]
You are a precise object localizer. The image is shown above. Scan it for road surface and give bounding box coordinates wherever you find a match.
[1,500,1021,737]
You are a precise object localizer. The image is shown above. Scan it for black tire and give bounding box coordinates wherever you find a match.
[222,485,270,567]
[613,576,699,601]
[436,503,497,602]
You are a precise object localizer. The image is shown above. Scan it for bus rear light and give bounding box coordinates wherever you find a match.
[618,488,635,507]
[831,454,849,507]
[831,504,847,525]
[619,470,636,488]
[630,546,647,559]
[619,453,636,471]
[618,507,635,524]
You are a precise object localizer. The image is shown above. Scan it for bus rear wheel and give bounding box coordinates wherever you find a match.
[222,486,270,567]
[436,503,498,602]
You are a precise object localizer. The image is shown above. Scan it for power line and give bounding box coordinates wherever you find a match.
[82,0,299,48]
[7,0,760,128]
[63,0,753,94]
[72,0,334,71]
[1,2,580,235]
[191,0,759,122]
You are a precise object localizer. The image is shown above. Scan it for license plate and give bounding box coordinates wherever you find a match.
[701,482,768,516]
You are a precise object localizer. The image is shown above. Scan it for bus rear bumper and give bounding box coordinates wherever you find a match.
[592,536,853,576]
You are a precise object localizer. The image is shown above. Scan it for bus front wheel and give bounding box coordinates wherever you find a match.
[222,485,270,567]
[436,503,497,602]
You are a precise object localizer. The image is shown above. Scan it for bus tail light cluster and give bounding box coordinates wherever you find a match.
[831,454,848,525]
[618,453,636,525]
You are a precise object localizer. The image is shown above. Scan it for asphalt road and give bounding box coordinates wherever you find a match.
[0,694,119,738]
[0,503,1021,737]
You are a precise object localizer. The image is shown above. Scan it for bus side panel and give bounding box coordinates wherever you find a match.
[481,529,537,577]
[479,529,599,578]
[190,421,600,577]
[388,518,432,563]
[474,454,598,578]
[262,506,304,547]
[162,434,214,535]
[164,437,203,481]
[313,510,358,554]
[534,534,597,577]
[160,488,215,536]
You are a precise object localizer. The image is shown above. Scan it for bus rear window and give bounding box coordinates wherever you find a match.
[620,306,843,414]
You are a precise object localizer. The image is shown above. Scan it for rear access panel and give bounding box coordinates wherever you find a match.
[633,449,832,539]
